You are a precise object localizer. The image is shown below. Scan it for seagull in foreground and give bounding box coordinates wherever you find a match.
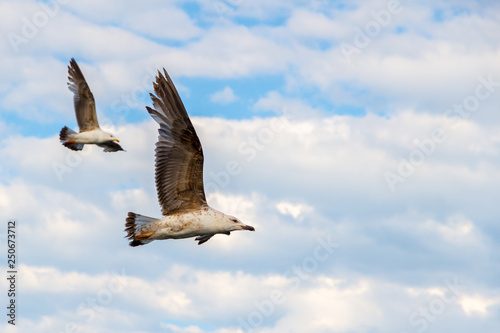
[59,58,124,152]
[125,69,255,246]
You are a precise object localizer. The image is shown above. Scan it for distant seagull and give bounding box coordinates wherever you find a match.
[125,69,254,246]
[59,58,124,152]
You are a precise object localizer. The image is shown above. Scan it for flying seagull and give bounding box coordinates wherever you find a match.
[125,69,255,246]
[59,58,124,152]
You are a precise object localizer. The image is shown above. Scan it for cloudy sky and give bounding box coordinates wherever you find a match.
[1,0,500,332]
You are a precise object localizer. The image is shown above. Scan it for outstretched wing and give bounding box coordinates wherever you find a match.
[68,58,100,132]
[147,69,207,215]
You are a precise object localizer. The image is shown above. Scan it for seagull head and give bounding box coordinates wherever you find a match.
[226,215,255,232]
[102,131,119,142]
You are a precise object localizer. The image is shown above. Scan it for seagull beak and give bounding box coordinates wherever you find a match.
[241,225,255,231]
[113,138,120,142]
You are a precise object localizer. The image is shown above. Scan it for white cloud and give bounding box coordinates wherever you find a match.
[62,1,201,40]
[420,215,477,243]
[160,323,234,333]
[253,91,322,118]
[459,295,500,316]
[5,261,482,333]
[264,278,384,332]
[3,0,500,124]
[286,9,348,40]
[210,86,238,104]
[120,7,201,41]
[276,201,313,219]
[12,264,126,294]
[1,111,500,332]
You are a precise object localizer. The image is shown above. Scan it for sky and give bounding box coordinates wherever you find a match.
[1,0,500,332]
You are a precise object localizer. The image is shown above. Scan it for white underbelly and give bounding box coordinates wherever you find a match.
[152,214,208,240]
[75,130,102,144]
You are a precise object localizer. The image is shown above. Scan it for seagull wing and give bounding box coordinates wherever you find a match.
[97,141,125,152]
[68,58,100,132]
[147,69,207,215]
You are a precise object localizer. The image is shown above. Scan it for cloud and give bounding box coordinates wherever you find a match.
[459,295,500,316]
[286,9,349,40]
[276,201,313,219]
[61,1,202,40]
[2,110,500,332]
[252,91,322,118]
[3,0,500,126]
[6,261,492,333]
[210,86,238,104]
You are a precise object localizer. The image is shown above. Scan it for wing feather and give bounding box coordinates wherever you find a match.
[147,69,207,215]
[68,58,100,132]
[97,141,125,152]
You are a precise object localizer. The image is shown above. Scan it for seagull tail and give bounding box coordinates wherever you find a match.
[60,126,84,151]
[125,212,158,247]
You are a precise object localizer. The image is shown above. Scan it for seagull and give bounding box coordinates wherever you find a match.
[125,69,255,246]
[59,58,124,152]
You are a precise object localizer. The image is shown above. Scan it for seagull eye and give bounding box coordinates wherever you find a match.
[231,219,238,223]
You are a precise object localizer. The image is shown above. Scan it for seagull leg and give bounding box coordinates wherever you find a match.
[195,234,214,245]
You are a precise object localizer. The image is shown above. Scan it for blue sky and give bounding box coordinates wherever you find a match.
[2,0,500,332]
